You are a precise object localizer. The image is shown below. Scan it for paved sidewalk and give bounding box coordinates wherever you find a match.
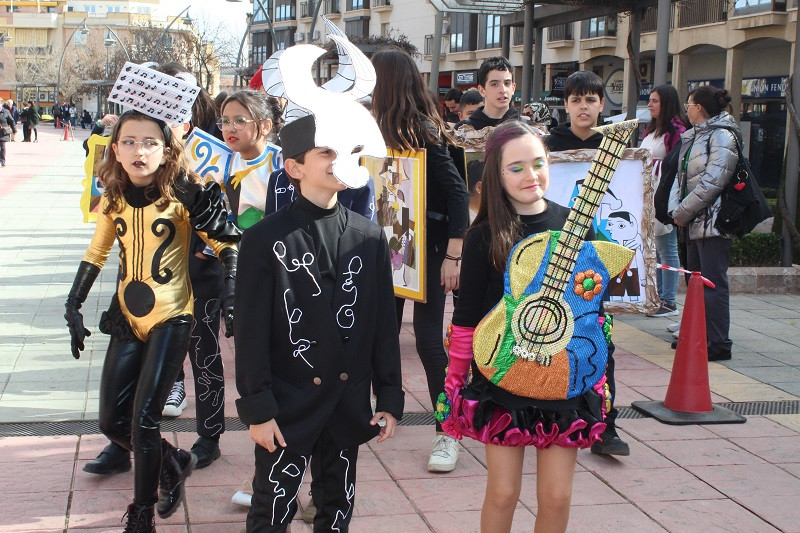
[1,128,800,532]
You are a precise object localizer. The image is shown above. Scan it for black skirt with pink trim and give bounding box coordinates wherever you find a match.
[442,373,608,449]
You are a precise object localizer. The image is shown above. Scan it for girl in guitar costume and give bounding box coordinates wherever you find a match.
[64,110,240,531]
[442,121,626,533]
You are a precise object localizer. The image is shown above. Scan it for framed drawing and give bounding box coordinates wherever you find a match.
[81,134,111,223]
[363,150,427,303]
[546,148,658,314]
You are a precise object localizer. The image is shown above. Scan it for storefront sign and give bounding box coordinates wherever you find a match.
[688,77,789,99]
[551,74,569,96]
[604,69,625,107]
[455,71,477,85]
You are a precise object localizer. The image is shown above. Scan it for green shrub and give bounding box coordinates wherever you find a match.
[729,232,782,267]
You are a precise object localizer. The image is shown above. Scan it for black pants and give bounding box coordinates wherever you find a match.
[177,254,225,438]
[686,236,733,352]
[248,430,358,532]
[0,141,6,164]
[98,315,192,505]
[395,235,448,433]
[22,123,30,142]
[605,342,619,427]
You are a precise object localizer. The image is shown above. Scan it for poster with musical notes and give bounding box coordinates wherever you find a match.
[108,62,198,124]
[546,148,658,314]
[364,150,427,302]
[81,134,111,223]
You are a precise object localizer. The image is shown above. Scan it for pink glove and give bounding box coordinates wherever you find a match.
[444,325,475,398]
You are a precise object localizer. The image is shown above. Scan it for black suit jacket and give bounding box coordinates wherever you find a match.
[234,204,404,454]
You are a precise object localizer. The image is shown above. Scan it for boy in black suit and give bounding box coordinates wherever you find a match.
[234,113,404,532]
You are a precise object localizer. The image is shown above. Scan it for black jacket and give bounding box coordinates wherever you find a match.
[544,125,603,152]
[0,108,16,142]
[234,204,404,454]
[454,105,521,131]
[425,136,471,241]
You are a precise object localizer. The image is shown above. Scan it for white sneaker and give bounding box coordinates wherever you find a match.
[231,479,253,507]
[672,329,680,339]
[162,380,187,417]
[427,435,460,473]
[667,321,681,333]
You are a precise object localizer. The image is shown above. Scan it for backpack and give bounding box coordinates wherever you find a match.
[708,126,772,237]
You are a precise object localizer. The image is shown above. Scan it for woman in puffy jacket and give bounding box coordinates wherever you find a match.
[668,85,738,361]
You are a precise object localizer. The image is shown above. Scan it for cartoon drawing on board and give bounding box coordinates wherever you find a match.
[605,211,645,301]
[567,178,623,239]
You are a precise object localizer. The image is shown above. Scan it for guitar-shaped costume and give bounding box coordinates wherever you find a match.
[441,120,638,448]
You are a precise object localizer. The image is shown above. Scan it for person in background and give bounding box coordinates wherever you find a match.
[641,85,689,320]
[455,56,519,131]
[668,85,738,362]
[443,87,463,124]
[25,101,40,142]
[0,99,17,166]
[81,110,93,129]
[458,88,484,122]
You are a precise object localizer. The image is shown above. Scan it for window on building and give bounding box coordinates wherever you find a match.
[548,23,573,41]
[381,22,390,37]
[136,7,150,14]
[734,0,786,15]
[254,1,271,22]
[274,28,295,50]
[347,0,367,10]
[108,6,121,13]
[86,5,96,13]
[47,6,56,13]
[5,5,20,12]
[345,17,369,38]
[74,31,88,46]
[251,30,271,66]
[67,6,74,12]
[483,14,501,49]
[449,12,474,53]
[582,16,616,38]
[275,0,295,21]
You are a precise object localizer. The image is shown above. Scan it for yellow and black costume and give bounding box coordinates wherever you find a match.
[65,176,240,510]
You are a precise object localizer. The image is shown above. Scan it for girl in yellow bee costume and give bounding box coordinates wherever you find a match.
[64,110,240,532]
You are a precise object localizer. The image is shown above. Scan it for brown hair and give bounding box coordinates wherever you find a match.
[472,120,547,270]
[687,85,733,118]
[644,85,689,138]
[371,47,455,151]
[221,89,283,143]
[99,111,196,214]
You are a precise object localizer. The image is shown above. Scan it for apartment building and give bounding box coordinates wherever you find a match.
[245,0,795,188]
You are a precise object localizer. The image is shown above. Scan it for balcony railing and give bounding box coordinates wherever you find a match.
[733,0,786,16]
[547,23,573,41]
[678,0,728,27]
[301,1,310,18]
[325,0,341,14]
[642,3,677,32]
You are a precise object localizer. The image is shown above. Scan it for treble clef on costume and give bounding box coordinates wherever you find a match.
[473,120,639,400]
[151,218,175,284]
[114,217,128,281]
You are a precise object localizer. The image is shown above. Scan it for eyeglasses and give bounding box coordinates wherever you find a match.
[216,117,257,132]
[117,139,164,153]
[684,102,698,111]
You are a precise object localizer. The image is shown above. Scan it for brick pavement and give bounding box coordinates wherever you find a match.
[1,127,799,532]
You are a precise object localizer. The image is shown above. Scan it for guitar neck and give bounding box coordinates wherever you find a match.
[540,122,636,296]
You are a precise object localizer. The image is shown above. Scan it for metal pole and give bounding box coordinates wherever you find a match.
[428,10,444,96]
[625,8,642,119]
[150,4,191,63]
[55,18,87,110]
[520,1,534,107]
[234,0,277,89]
[653,0,671,86]
[782,13,800,265]
[532,26,543,104]
[104,25,131,60]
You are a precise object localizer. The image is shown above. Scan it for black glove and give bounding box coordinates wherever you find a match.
[218,247,238,338]
[65,261,100,359]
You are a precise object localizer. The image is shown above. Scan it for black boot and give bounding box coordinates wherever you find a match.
[157,441,196,518]
[84,442,132,475]
[190,436,221,469]
[591,424,631,456]
[122,502,155,533]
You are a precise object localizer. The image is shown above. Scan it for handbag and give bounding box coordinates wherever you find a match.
[1,124,12,137]
[710,126,772,237]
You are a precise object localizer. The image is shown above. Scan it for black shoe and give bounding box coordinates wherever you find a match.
[190,436,221,469]
[708,346,732,361]
[122,502,155,533]
[83,442,131,475]
[591,426,631,456]
[157,443,196,518]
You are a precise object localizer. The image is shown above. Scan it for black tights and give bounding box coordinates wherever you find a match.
[98,315,192,505]
[396,242,448,433]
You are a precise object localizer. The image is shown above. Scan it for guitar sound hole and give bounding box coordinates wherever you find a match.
[516,297,567,346]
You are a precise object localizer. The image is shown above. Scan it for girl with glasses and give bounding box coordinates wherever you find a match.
[65,110,241,531]
[218,89,284,229]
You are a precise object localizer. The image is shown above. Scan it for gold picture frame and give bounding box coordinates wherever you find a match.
[81,134,111,223]
[364,150,427,303]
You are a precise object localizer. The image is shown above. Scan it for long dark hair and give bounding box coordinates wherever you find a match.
[472,121,546,270]
[99,111,194,214]
[645,85,688,138]
[154,62,216,136]
[222,89,283,143]
[688,85,733,118]
[371,47,455,151]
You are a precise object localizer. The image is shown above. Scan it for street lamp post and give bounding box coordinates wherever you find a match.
[104,26,131,61]
[230,0,278,89]
[55,18,89,109]
[149,5,194,63]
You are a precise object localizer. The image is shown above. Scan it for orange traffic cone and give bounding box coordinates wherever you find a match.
[61,123,73,141]
[56,118,60,128]
[632,271,745,425]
